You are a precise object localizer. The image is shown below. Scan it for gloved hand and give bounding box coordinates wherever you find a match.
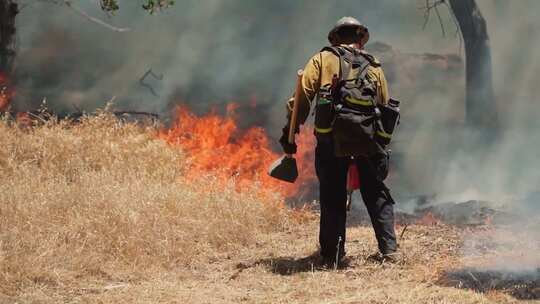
[279,125,297,155]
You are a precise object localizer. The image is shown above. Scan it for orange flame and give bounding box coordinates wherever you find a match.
[483,214,493,226]
[0,73,14,112]
[416,212,440,226]
[15,112,33,128]
[158,105,317,201]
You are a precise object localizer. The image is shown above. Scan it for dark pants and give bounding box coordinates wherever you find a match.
[315,139,397,259]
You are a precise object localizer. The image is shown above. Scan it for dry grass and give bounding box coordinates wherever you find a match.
[0,114,289,302]
[0,114,535,303]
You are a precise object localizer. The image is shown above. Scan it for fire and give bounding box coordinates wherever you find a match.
[158,104,317,201]
[0,73,14,112]
[0,73,32,127]
[416,212,440,226]
[483,214,493,226]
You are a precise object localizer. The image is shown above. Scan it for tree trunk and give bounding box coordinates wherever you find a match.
[0,0,18,75]
[449,0,497,131]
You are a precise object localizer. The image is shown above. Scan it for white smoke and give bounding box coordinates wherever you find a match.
[12,0,540,215]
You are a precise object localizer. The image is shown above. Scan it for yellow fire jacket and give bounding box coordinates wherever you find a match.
[286,47,389,129]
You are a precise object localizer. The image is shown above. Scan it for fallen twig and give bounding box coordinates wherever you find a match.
[400,224,409,240]
[113,111,159,119]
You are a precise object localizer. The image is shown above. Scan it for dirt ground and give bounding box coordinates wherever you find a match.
[8,221,537,304]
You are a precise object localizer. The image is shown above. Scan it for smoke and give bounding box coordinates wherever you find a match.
[462,223,540,271]
[7,0,540,286]
[11,3,540,216]
[11,0,466,190]
[387,1,540,278]
[12,1,454,114]
[12,0,540,196]
[382,1,540,204]
[446,219,540,299]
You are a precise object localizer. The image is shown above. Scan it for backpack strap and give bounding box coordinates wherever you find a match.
[356,50,381,85]
[321,46,350,81]
[358,50,381,67]
[321,46,379,82]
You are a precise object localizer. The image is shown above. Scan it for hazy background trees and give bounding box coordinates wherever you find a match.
[3,0,540,200]
[0,0,174,75]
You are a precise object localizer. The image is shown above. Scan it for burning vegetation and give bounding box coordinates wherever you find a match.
[0,62,538,300]
[0,52,538,301]
[0,108,537,303]
[158,104,318,204]
[0,72,13,112]
[0,112,293,301]
[1,1,538,302]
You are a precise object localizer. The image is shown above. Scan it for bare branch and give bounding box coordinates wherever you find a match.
[420,0,449,37]
[434,5,446,37]
[442,1,464,54]
[399,224,409,240]
[139,68,164,97]
[63,0,130,32]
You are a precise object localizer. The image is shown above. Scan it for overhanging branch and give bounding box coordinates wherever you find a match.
[63,0,130,32]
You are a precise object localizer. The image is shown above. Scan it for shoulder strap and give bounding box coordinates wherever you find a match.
[350,49,382,85]
[320,46,381,83]
[320,46,350,81]
[358,50,381,67]
[320,46,342,56]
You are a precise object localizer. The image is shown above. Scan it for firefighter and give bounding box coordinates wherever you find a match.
[279,17,398,266]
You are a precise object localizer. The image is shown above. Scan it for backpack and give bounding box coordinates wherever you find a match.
[314,46,399,158]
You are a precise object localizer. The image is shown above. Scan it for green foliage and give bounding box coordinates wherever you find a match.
[100,0,174,14]
[142,0,175,14]
[100,0,119,12]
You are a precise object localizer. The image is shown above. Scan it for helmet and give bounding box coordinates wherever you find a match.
[328,17,369,46]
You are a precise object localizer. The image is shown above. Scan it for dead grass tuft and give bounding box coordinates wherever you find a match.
[0,114,531,303]
[0,114,290,298]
